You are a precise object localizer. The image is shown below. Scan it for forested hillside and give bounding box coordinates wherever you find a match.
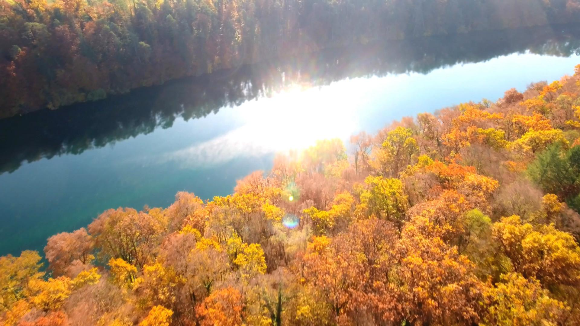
[3,66,580,325]
[2,0,580,118]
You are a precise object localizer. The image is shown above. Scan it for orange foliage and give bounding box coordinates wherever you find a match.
[196,287,244,326]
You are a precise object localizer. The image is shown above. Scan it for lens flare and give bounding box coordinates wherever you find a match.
[284,181,300,202]
[282,214,300,229]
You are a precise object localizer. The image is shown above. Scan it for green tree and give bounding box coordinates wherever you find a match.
[528,144,580,202]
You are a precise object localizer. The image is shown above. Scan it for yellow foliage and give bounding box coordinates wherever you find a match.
[303,207,333,235]
[139,305,173,326]
[513,113,553,134]
[540,81,563,100]
[373,127,419,176]
[231,193,262,214]
[358,176,408,230]
[136,263,184,308]
[262,202,284,222]
[306,236,331,253]
[511,129,568,156]
[179,225,202,238]
[493,216,580,287]
[0,250,44,312]
[233,243,267,279]
[565,106,580,128]
[541,194,563,223]
[196,236,222,251]
[302,138,347,173]
[71,267,101,289]
[29,276,71,311]
[227,233,245,262]
[483,272,568,325]
[459,173,499,202]
[324,159,350,178]
[471,127,508,149]
[523,97,549,114]
[108,258,137,288]
[304,192,354,235]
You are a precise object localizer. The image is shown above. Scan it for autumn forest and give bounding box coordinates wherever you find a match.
[5,0,580,325]
[3,60,580,325]
[2,0,580,118]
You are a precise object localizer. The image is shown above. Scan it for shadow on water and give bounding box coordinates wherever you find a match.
[1,24,580,176]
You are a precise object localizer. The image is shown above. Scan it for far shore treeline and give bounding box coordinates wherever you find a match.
[2,0,580,118]
[3,66,580,324]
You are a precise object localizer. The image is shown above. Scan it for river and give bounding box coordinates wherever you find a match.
[1,25,580,256]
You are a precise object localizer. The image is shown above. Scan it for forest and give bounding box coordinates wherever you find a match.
[2,0,580,118]
[3,65,580,325]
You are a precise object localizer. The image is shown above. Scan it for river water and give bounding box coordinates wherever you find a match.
[1,25,580,256]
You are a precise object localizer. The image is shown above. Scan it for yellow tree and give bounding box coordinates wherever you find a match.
[372,127,419,177]
[302,139,347,174]
[28,276,71,311]
[442,105,504,153]
[234,243,267,280]
[70,267,101,289]
[493,215,580,288]
[135,263,184,309]
[540,81,563,101]
[394,223,487,325]
[512,113,553,137]
[108,258,137,289]
[511,129,568,156]
[358,176,409,233]
[0,251,44,312]
[303,192,354,235]
[565,106,580,128]
[406,190,472,246]
[140,305,173,326]
[483,273,568,326]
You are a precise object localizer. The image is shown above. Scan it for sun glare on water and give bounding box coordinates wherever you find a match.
[241,81,360,151]
[164,79,365,168]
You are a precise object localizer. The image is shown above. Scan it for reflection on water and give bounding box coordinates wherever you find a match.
[3,25,580,175]
[1,25,580,256]
[161,85,359,169]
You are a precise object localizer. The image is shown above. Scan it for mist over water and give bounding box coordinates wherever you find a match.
[2,25,580,255]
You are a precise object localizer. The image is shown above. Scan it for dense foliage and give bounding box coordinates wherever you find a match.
[4,65,580,325]
[2,0,580,118]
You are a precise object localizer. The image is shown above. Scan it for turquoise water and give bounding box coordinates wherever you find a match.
[1,25,580,256]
